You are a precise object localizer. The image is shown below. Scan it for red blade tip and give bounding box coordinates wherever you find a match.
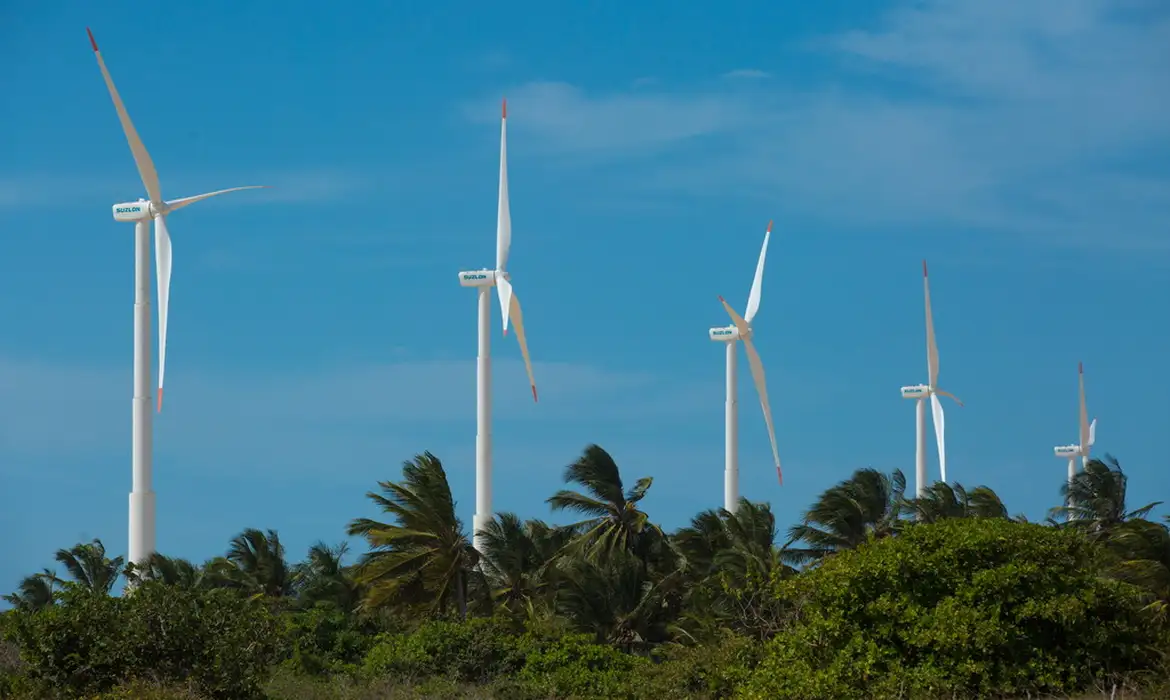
[1079,361,1083,374]
[766,220,773,233]
[776,467,784,485]
[531,385,538,403]
[156,388,163,413]
[922,260,928,277]
[502,97,507,119]
[717,295,726,303]
[86,27,98,52]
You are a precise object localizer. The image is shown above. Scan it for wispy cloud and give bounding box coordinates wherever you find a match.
[0,168,367,210]
[240,169,373,204]
[0,355,712,476]
[464,82,758,158]
[722,69,771,80]
[476,0,1170,249]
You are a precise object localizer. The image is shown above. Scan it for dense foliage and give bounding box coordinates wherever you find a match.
[3,448,1169,699]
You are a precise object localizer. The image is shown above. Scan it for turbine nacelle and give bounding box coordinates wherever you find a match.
[458,269,508,288]
[112,199,153,222]
[709,325,741,342]
[901,384,930,399]
[1054,444,1082,458]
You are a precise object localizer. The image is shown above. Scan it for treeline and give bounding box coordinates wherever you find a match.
[2,447,1170,699]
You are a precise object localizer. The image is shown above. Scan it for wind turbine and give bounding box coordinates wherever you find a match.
[457,99,538,553]
[710,221,782,512]
[900,261,963,498]
[1054,362,1097,494]
[87,28,266,569]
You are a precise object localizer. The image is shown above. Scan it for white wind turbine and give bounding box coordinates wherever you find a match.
[88,28,266,568]
[457,99,538,553]
[1054,362,1097,499]
[900,261,963,498]
[709,221,782,512]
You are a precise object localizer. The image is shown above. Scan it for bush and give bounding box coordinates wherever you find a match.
[362,617,526,684]
[360,619,650,698]
[3,583,285,699]
[740,518,1170,700]
[640,632,761,699]
[87,679,205,699]
[285,603,380,676]
[516,633,648,699]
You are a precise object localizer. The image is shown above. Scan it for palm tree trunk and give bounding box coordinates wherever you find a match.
[455,570,467,620]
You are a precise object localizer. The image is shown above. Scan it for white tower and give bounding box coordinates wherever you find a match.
[1053,362,1096,521]
[88,28,265,567]
[709,221,782,512]
[458,99,538,553]
[900,261,962,498]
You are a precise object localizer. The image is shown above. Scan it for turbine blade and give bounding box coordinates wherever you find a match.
[497,275,514,335]
[1078,362,1091,452]
[744,220,772,324]
[923,260,940,387]
[87,28,163,208]
[495,98,511,273]
[936,389,964,407]
[718,296,751,336]
[154,215,173,412]
[742,338,782,483]
[930,391,946,482]
[1089,418,1097,448]
[165,186,269,213]
[507,288,538,402]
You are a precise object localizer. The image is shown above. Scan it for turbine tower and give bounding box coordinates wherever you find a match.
[709,221,782,512]
[87,28,266,568]
[457,99,538,553]
[900,261,963,498]
[1054,362,1097,492]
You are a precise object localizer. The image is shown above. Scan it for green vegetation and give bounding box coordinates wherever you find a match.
[3,448,1169,699]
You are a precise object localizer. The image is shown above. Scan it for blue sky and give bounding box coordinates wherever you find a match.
[2,0,1168,595]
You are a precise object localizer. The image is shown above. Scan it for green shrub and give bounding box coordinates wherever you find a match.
[360,621,649,698]
[740,518,1170,700]
[516,633,648,699]
[362,617,525,684]
[284,603,379,676]
[640,632,761,699]
[3,583,285,699]
[87,679,205,699]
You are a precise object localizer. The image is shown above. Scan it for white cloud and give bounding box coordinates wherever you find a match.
[0,168,368,210]
[722,69,771,80]
[465,82,759,157]
[478,0,1170,249]
[0,355,712,476]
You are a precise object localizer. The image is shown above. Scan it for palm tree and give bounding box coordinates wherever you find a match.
[292,541,362,612]
[1104,518,1170,616]
[223,528,295,598]
[716,499,793,583]
[2,569,58,610]
[553,548,682,648]
[675,499,789,584]
[672,508,728,579]
[479,513,574,610]
[784,468,906,565]
[53,539,124,594]
[672,499,794,641]
[1050,457,1160,537]
[123,553,205,589]
[907,482,1009,523]
[347,452,477,617]
[547,444,664,565]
